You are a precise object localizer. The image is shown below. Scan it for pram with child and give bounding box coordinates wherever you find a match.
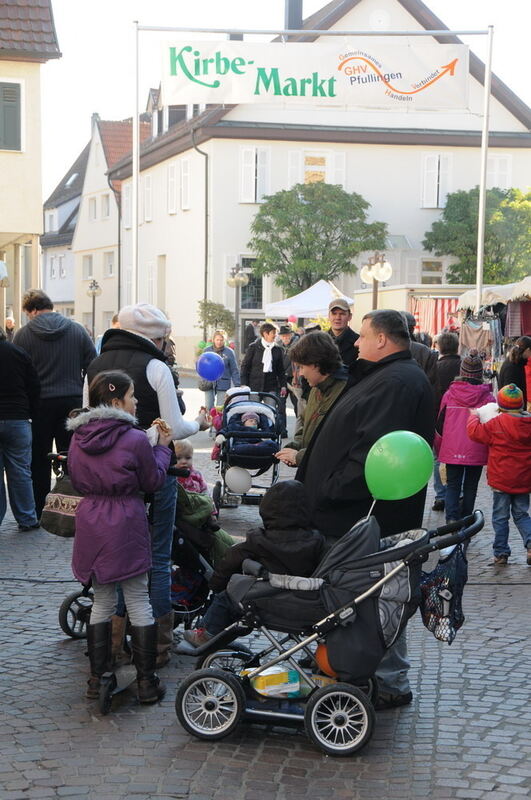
[175,510,483,755]
[211,387,282,510]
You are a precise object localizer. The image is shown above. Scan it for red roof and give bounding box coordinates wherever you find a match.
[0,0,61,61]
[98,119,151,171]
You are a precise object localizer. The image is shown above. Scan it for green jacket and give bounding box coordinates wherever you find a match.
[286,370,348,465]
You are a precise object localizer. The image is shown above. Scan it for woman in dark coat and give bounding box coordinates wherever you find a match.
[240,322,287,396]
[498,336,531,405]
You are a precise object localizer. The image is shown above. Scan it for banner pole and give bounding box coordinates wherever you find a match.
[475,25,494,313]
[132,20,139,305]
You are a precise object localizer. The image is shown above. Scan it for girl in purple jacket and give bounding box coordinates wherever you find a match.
[67,370,172,703]
[436,350,495,524]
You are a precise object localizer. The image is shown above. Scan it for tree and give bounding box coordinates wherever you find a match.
[247,182,387,293]
[197,300,235,337]
[422,187,531,284]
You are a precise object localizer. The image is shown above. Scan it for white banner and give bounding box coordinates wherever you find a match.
[161,40,469,110]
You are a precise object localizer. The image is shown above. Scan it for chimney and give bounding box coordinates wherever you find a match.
[285,0,303,32]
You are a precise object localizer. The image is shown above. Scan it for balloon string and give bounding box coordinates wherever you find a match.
[362,499,377,523]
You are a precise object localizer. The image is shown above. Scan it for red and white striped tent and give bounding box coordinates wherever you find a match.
[409,296,460,337]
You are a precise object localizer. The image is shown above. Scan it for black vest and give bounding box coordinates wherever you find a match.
[86,330,165,429]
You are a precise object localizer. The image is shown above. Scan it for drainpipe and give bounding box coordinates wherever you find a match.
[191,127,208,341]
[107,173,122,311]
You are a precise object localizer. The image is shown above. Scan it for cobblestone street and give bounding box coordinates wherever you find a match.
[1,379,531,799]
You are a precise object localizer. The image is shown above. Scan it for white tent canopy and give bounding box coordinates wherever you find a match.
[264,280,354,319]
[457,276,531,310]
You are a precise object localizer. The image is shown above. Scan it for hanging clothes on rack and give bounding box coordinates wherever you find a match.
[459,317,492,356]
[505,301,522,337]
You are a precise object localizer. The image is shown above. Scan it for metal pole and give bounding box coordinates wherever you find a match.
[234,283,241,361]
[132,20,139,304]
[372,277,378,310]
[475,25,494,312]
[138,25,488,36]
[92,292,96,341]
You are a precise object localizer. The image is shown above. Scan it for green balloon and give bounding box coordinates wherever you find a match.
[197,341,206,349]
[364,431,433,501]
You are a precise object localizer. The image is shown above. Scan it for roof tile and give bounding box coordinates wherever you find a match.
[0,0,61,61]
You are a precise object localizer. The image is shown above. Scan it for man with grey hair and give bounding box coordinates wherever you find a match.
[297,309,434,708]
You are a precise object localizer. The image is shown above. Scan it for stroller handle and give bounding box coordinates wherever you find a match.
[48,452,190,479]
[410,510,484,561]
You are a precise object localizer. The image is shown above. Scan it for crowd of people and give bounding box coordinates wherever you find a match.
[1,289,530,711]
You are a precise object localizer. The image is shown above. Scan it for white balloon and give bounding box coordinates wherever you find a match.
[225,466,252,494]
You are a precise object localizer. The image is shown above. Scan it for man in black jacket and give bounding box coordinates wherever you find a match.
[328,298,359,368]
[0,329,41,530]
[297,309,434,709]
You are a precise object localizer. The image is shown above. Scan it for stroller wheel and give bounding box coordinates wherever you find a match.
[356,677,379,706]
[99,673,117,716]
[176,669,245,741]
[58,588,94,639]
[195,647,254,672]
[304,683,375,757]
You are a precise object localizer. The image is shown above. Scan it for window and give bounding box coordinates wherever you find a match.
[181,159,190,210]
[421,153,452,208]
[59,255,66,278]
[101,193,110,219]
[82,255,93,280]
[143,175,152,222]
[239,147,271,203]
[49,256,56,279]
[45,210,57,232]
[88,197,97,221]
[104,251,114,278]
[0,81,21,151]
[240,257,262,309]
[421,260,443,285]
[287,150,346,188]
[65,172,78,188]
[146,262,157,305]
[167,164,177,214]
[487,155,511,190]
[123,184,132,228]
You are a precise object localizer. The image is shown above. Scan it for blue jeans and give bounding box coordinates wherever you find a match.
[375,629,410,696]
[205,388,226,411]
[202,591,239,635]
[445,464,483,523]
[0,419,38,527]
[149,473,177,618]
[492,491,531,557]
[433,452,446,501]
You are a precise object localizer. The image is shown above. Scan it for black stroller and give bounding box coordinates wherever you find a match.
[175,511,484,756]
[212,390,282,510]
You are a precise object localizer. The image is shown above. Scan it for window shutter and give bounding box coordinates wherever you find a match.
[123,184,132,228]
[487,155,511,190]
[0,82,21,150]
[256,147,271,202]
[240,147,256,203]
[437,154,451,207]
[167,164,177,214]
[332,151,346,187]
[144,174,153,222]
[421,154,439,208]
[181,159,190,210]
[287,150,303,188]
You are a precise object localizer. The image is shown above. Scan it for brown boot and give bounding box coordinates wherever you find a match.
[111,614,130,668]
[86,621,112,699]
[131,624,166,704]
[155,611,174,668]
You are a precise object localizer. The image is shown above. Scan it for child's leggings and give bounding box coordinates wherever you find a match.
[90,573,154,626]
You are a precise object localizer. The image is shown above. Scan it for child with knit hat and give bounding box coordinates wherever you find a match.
[436,349,495,523]
[467,383,531,565]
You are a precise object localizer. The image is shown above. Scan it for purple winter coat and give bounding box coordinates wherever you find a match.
[67,407,171,585]
[437,381,495,466]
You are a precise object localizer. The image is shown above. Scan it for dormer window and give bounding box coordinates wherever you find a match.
[65,172,78,188]
[45,209,58,232]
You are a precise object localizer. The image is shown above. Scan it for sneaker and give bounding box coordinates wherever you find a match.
[182,627,213,647]
[18,522,40,531]
[432,499,445,512]
[374,690,413,710]
[493,554,509,565]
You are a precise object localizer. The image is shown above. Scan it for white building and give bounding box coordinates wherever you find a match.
[108,0,531,366]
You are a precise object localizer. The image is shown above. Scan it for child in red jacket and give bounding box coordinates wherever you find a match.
[467,384,531,565]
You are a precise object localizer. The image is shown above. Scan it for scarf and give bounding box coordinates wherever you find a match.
[261,337,274,372]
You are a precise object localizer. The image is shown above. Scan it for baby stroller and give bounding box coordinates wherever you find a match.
[212,389,282,510]
[175,511,484,756]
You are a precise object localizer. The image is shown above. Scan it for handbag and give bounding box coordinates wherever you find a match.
[41,474,82,538]
[197,378,214,392]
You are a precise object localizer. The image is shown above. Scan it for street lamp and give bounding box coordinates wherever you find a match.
[86,278,102,341]
[360,252,393,310]
[226,262,249,360]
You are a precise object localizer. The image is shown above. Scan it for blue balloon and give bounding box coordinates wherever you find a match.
[196,351,225,381]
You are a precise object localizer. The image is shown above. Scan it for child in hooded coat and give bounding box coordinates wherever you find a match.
[467,383,531,565]
[182,479,325,646]
[67,369,172,703]
[436,350,495,523]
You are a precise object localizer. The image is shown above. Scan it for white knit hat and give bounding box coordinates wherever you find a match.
[118,303,171,340]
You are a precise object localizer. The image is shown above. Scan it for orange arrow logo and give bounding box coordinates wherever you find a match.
[338,56,459,95]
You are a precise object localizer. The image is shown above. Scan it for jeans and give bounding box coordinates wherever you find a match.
[492,491,531,556]
[31,395,81,517]
[202,590,239,635]
[445,464,483,523]
[375,629,410,695]
[433,453,446,502]
[90,574,153,626]
[205,388,226,411]
[149,472,177,618]
[0,419,38,527]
